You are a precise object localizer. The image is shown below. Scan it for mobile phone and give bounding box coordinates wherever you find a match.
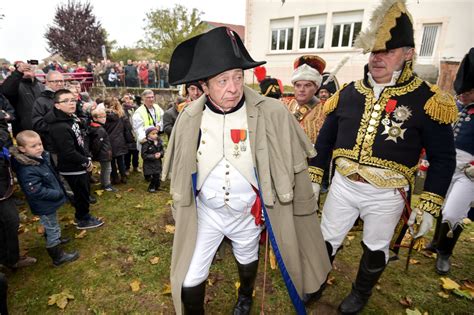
[27,60,39,65]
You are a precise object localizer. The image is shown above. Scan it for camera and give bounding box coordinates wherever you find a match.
[27,60,39,65]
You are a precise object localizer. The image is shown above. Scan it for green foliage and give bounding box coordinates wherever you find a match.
[44,0,106,61]
[109,47,140,63]
[140,4,207,63]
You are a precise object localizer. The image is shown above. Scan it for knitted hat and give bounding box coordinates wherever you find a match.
[145,126,158,137]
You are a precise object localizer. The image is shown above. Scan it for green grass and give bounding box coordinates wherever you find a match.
[4,171,473,314]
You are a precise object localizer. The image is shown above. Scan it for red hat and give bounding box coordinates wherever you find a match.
[253,66,267,82]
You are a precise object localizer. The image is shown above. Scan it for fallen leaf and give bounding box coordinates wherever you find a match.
[440,277,460,291]
[134,204,143,209]
[208,278,214,286]
[269,248,277,270]
[375,284,381,291]
[166,199,173,205]
[326,275,336,285]
[95,190,104,196]
[115,194,122,199]
[421,251,436,259]
[461,280,474,292]
[409,259,420,265]
[165,225,175,234]
[399,296,413,307]
[126,188,135,192]
[462,218,471,225]
[413,238,427,251]
[149,256,160,265]
[161,283,172,295]
[126,256,134,263]
[75,230,87,239]
[405,309,422,315]
[347,235,355,241]
[37,225,45,235]
[130,280,141,292]
[453,288,473,300]
[48,289,74,309]
[437,291,450,298]
[235,281,240,297]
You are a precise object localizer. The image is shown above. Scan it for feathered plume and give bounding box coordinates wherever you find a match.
[323,54,351,86]
[353,0,404,53]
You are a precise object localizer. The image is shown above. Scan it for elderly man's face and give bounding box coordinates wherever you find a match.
[294,80,317,105]
[202,69,244,111]
[187,85,203,101]
[368,47,414,84]
[143,93,155,107]
[46,72,65,91]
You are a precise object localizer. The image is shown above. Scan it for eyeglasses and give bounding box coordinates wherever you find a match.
[57,98,76,104]
[47,80,64,84]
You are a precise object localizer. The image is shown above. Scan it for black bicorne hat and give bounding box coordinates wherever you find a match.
[454,48,474,95]
[354,0,415,53]
[169,27,266,85]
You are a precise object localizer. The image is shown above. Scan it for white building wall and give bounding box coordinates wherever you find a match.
[245,0,474,87]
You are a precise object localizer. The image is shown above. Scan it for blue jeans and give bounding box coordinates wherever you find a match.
[39,213,61,248]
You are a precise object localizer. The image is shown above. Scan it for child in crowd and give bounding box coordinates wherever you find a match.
[88,108,117,192]
[44,89,103,229]
[141,126,164,193]
[11,130,79,266]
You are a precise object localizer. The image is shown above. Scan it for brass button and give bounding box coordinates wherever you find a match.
[201,140,205,144]
[225,198,229,202]
[374,104,381,111]
[225,192,229,195]
[371,112,378,118]
[363,142,370,149]
[222,186,225,190]
[225,172,229,175]
[198,151,202,155]
[367,126,375,133]
[369,119,376,125]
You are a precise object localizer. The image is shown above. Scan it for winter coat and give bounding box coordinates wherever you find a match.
[141,138,164,176]
[103,111,130,157]
[0,70,44,135]
[87,122,112,162]
[163,106,179,137]
[43,107,89,173]
[162,86,332,314]
[11,149,67,216]
[0,119,14,199]
[31,89,56,152]
[123,106,137,151]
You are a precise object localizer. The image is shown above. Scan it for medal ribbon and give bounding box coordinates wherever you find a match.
[230,129,241,144]
[385,99,397,114]
[240,129,247,142]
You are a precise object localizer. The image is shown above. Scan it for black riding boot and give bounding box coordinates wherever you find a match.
[436,222,463,275]
[46,245,79,266]
[181,281,206,315]
[234,260,258,315]
[425,215,442,253]
[302,241,334,305]
[339,242,386,314]
[0,273,8,315]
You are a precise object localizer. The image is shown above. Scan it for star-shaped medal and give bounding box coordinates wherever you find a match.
[381,121,406,143]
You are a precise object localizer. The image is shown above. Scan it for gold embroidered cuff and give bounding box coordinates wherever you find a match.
[308,166,324,184]
[416,191,444,217]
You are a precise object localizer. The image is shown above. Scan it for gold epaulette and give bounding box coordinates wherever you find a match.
[323,83,348,115]
[416,191,444,217]
[177,101,189,112]
[308,166,324,184]
[424,84,458,124]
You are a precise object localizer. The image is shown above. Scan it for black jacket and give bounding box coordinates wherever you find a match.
[44,107,89,173]
[163,106,179,137]
[87,122,112,162]
[31,89,56,152]
[104,111,130,157]
[0,70,44,135]
[141,138,164,176]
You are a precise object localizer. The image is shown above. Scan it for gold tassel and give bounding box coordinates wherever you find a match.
[424,85,458,124]
[323,90,340,115]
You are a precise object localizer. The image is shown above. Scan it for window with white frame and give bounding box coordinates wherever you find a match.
[419,23,441,57]
[299,14,327,49]
[331,11,363,48]
[270,18,294,51]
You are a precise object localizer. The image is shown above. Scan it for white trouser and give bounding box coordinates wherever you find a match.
[182,198,262,287]
[321,170,406,262]
[442,169,474,228]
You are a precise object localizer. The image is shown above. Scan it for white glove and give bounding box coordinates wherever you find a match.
[464,164,474,181]
[407,208,434,238]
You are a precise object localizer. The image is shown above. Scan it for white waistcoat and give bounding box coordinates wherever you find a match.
[197,104,258,212]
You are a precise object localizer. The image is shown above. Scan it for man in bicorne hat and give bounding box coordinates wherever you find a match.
[309,0,457,313]
[425,47,474,275]
[162,27,331,314]
[285,55,327,144]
